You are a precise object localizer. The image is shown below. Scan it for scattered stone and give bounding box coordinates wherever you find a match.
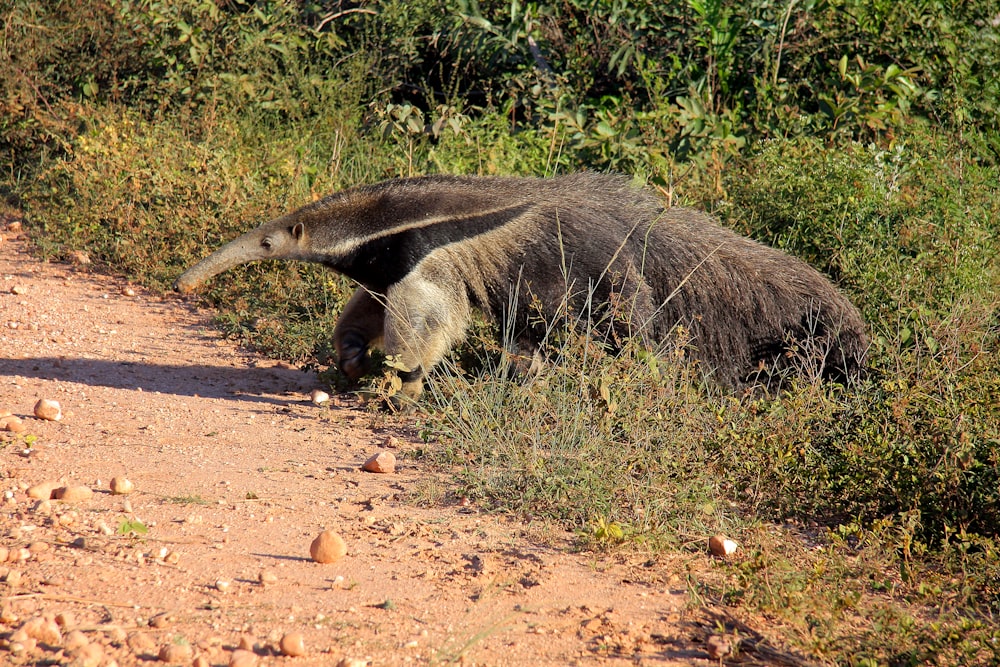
[279,632,307,657]
[53,485,93,503]
[158,641,194,663]
[122,285,137,297]
[67,250,91,265]
[337,658,368,667]
[127,631,158,656]
[362,450,396,474]
[708,534,739,558]
[706,634,735,660]
[1,415,25,433]
[6,220,22,233]
[109,477,134,495]
[26,481,60,500]
[21,615,62,645]
[149,612,171,628]
[310,530,347,564]
[193,656,211,667]
[214,579,231,593]
[310,389,330,405]
[54,611,76,628]
[11,285,27,295]
[64,629,89,651]
[229,648,258,667]
[5,570,23,586]
[33,399,62,421]
[257,569,278,585]
[73,642,104,667]
[237,634,255,651]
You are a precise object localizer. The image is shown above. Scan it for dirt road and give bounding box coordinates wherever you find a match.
[0,232,724,665]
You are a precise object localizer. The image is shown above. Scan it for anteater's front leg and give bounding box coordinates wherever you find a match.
[333,288,386,381]
[383,272,472,403]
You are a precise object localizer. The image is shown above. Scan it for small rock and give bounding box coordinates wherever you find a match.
[1,415,25,433]
[708,534,739,558]
[279,632,307,657]
[11,285,27,295]
[67,250,91,265]
[214,579,231,593]
[362,450,396,474]
[310,389,330,405]
[73,642,104,667]
[109,477,134,495]
[706,634,735,660]
[53,485,93,503]
[237,634,255,651]
[64,629,90,651]
[149,612,171,628]
[158,641,193,663]
[257,569,278,585]
[230,649,258,667]
[27,481,60,500]
[337,658,368,667]
[54,611,76,628]
[127,631,157,655]
[6,220,22,233]
[310,530,347,564]
[193,656,211,667]
[21,615,62,645]
[33,399,62,421]
[5,569,23,586]
[122,285,137,297]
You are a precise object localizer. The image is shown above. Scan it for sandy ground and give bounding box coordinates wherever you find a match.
[0,230,766,666]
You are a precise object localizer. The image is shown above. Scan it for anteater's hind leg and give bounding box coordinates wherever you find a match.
[333,288,386,381]
[382,270,472,404]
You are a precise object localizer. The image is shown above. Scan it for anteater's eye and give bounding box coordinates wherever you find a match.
[262,238,273,250]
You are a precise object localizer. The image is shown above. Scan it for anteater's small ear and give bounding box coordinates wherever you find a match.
[292,222,305,240]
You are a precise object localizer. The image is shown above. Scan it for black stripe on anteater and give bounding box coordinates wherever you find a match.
[328,203,533,289]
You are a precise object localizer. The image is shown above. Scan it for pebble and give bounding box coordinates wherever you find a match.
[362,450,396,474]
[229,648,258,666]
[158,641,194,663]
[258,569,278,585]
[279,632,307,657]
[64,629,90,650]
[67,250,91,265]
[706,634,734,659]
[73,642,104,667]
[215,579,231,593]
[33,399,62,421]
[708,534,739,558]
[310,530,347,564]
[21,615,62,645]
[27,481,60,500]
[237,634,255,651]
[109,477,134,495]
[54,611,76,628]
[337,658,368,667]
[1,415,25,432]
[127,631,157,655]
[53,485,93,503]
[310,389,330,405]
